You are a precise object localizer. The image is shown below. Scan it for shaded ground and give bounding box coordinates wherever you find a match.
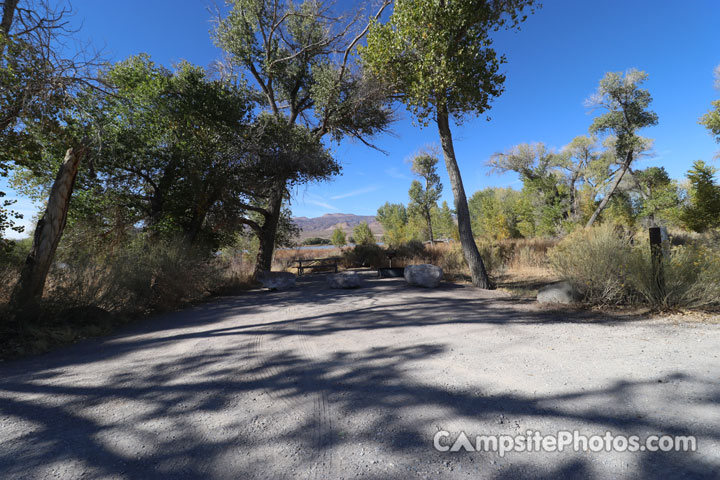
[1,272,719,479]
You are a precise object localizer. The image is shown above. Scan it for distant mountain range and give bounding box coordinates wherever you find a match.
[292,213,383,240]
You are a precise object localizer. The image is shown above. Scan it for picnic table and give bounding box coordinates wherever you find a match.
[293,257,339,276]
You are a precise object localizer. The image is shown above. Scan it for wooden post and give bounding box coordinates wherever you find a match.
[649,227,665,300]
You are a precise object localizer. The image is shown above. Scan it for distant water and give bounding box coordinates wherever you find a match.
[279,243,385,251]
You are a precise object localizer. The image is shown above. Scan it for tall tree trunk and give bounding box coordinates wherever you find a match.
[425,177,434,243]
[253,180,285,276]
[586,151,633,228]
[436,104,490,288]
[426,211,434,243]
[568,171,580,219]
[1,0,19,37]
[11,147,85,310]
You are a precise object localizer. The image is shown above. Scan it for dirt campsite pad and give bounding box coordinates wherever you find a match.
[1,272,719,479]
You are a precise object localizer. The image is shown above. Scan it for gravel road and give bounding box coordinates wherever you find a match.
[1,272,719,479]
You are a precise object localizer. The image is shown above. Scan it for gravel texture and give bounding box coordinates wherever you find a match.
[1,272,719,479]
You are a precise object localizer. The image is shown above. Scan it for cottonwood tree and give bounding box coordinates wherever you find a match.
[82,55,256,247]
[213,0,393,274]
[352,222,375,245]
[331,227,346,247]
[361,0,537,288]
[557,135,602,220]
[468,187,523,240]
[584,69,658,227]
[376,201,410,247]
[408,149,442,243]
[488,142,569,234]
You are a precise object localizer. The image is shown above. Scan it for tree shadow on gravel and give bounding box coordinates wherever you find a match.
[1,340,718,479]
[1,274,717,478]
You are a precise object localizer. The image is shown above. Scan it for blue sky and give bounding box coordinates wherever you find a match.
[3,0,719,235]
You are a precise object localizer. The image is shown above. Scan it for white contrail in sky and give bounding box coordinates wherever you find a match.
[330,185,379,200]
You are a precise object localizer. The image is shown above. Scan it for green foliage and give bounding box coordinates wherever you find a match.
[8,54,258,250]
[0,237,31,302]
[432,201,457,240]
[550,223,720,308]
[549,223,635,305]
[587,70,659,159]
[0,190,24,250]
[408,149,443,241]
[352,222,376,245]
[303,237,331,246]
[330,227,346,247]
[13,55,324,254]
[376,202,414,246]
[630,166,682,227]
[628,239,720,309]
[699,100,720,144]
[682,160,720,232]
[602,191,636,228]
[699,65,720,144]
[488,143,570,235]
[361,0,537,125]
[468,188,522,240]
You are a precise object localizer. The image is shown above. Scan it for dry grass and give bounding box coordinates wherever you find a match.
[0,239,259,361]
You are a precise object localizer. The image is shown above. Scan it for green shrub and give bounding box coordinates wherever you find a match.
[302,237,331,245]
[550,224,720,309]
[628,240,720,309]
[549,224,635,305]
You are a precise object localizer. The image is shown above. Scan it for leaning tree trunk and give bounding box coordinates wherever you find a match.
[10,147,85,310]
[585,151,632,228]
[253,180,285,277]
[436,104,490,289]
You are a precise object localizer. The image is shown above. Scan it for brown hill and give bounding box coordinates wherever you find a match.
[293,213,383,241]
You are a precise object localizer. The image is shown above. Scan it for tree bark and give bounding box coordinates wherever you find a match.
[436,104,490,288]
[425,209,434,243]
[568,171,580,219]
[11,147,85,310]
[425,177,434,243]
[253,180,285,276]
[1,0,19,38]
[585,151,633,228]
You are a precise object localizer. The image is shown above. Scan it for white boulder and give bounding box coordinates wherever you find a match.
[537,281,580,304]
[404,264,443,288]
